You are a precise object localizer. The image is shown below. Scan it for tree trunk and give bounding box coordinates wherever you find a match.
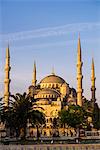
[20,126,26,140]
[76,127,80,143]
[36,125,40,139]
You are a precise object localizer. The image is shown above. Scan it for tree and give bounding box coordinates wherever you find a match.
[59,105,89,138]
[10,92,32,139]
[52,117,59,128]
[92,103,100,130]
[29,110,45,138]
[83,98,93,112]
[2,92,45,139]
[0,93,33,138]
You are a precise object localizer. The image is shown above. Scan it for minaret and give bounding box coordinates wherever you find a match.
[91,58,96,107]
[77,36,83,106]
[4,45,11,107]
[32,61,37,86]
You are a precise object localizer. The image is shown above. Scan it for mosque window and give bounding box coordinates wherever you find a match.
[44,131,46,136]
[50,118,52,122]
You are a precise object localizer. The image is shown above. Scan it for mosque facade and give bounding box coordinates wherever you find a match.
[3,37,96,137]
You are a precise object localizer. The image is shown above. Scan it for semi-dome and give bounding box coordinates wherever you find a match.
[35,88,60,99]
[40,74,65,84]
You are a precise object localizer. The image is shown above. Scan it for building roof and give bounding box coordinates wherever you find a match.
[36,88,60,98]
[40,74,66,84]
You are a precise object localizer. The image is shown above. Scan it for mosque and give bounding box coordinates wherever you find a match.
[3,36,96,137]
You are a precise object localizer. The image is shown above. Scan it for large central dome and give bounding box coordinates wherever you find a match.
[40,74,65,84]
[39,74,66,89]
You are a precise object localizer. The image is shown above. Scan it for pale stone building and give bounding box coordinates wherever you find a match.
[29,74,76,122]
[3,37,96,137]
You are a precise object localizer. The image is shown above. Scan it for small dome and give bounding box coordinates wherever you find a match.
[40,74,65,84]
[28,85,35,89]
[36,88,60,99]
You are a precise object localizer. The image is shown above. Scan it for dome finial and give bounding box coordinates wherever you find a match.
[52,66,55,75]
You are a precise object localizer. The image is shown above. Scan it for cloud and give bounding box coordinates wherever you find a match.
[0,37,99,52]
[0,22,100,42]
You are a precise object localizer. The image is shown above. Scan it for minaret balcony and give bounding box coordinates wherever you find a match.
[5,67,11,71]
[77,75,83,79]
[4,92,10,96]
[4,79,11,83]
[91,87,96,91]
[77,62,83,67]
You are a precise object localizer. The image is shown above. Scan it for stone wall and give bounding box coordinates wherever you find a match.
[0,144,100,150]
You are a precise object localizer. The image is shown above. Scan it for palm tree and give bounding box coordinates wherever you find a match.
[1,92,46,140]
[0,97,14,137]
[10,92,32,139]
[6,92,45,139]
[29,110,45,138]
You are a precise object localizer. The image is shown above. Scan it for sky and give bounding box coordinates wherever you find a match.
[0,0,100,106]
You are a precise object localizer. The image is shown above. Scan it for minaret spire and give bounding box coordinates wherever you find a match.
[77,35,83,106]
[91,58,96,107]
[4,45,11,107]
[32,61,37,86]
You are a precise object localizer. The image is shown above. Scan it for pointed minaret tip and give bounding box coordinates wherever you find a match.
[34,61,36,70]
[91,57,95,79]
[79,32,80,38]
[92,57,94,70]
[77,34,82,62]
[6,44,10,58]
[78,33,81,43]
[34,60,36,65]
[78,34,81,48]
[91,57,96,106]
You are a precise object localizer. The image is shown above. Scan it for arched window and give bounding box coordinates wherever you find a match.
[56,84,58,88]
[50,118,52,122]
[52,84,54,88]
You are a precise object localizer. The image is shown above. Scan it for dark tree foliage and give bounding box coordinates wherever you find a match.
[59,105,89,129]
[0,93,45,139]
[29,109,45,138]
[92,103,100,130]
[52,117,59,128]
[30,109,45,126]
